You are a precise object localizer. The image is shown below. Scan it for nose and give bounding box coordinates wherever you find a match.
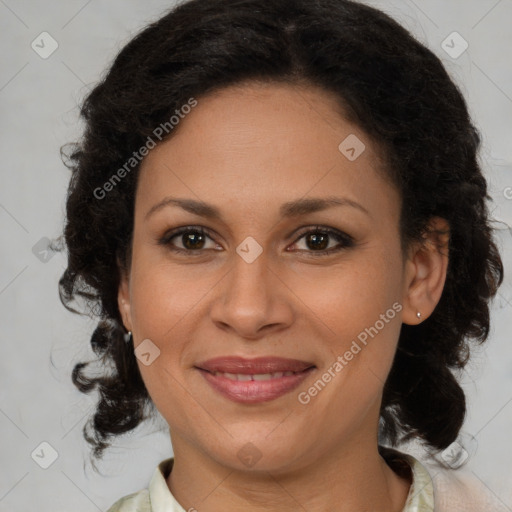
[210,249,294,340]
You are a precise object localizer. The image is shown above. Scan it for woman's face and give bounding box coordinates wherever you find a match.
[119,81,418,471]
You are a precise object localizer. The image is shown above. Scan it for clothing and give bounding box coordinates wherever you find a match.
[105,450,507,511]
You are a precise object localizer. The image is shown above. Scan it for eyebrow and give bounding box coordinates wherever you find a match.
[145,195,370,222]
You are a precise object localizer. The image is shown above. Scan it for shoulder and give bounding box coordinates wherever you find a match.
[382,446,509,512]
[105,488,151,512]
[417,457,509,512]
[105,457,178,512]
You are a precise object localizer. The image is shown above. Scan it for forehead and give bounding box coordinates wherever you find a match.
[136,81,399,226]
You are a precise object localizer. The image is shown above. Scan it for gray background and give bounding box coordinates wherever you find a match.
[1,0,511,510]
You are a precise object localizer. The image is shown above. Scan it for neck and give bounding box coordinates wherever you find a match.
[166,431,411,512]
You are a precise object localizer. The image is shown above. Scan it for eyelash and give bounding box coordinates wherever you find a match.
[158,225,355,257]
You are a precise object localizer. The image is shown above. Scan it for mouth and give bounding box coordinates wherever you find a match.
[195,356,316,403]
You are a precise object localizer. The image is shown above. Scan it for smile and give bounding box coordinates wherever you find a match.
[195,357,316,403]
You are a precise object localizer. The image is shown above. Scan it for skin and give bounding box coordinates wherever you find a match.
[118,81,449,512]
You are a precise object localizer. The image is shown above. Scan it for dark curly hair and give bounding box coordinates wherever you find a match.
[59,0,504,463]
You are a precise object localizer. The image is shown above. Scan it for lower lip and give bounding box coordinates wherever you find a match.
[197,367,315,403]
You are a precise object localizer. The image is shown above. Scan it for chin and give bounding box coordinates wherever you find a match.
[202,432,309,474]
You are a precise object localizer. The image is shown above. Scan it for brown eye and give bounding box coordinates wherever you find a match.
[179,230,207,250]
[290,226,354,256]
[304,232,329,251]
[158,225,354,257]
[159,227,218,254]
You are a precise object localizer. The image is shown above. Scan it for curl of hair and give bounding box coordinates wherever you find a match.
[59,0,503,461]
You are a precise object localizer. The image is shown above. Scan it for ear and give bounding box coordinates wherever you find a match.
[401,216,450,325]
[117,257,133,333]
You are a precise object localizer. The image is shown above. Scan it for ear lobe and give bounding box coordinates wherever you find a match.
[401,217,450,325]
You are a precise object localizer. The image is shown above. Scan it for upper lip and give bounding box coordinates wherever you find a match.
[195,356,315,374]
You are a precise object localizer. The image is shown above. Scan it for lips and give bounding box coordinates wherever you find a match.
[195,356,316,403]
[196,356,315,374]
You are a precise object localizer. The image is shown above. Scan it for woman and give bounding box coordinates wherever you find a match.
[59,0,506,510]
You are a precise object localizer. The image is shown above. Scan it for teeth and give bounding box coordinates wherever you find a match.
[252,373,273,381]
[212,370,297,381]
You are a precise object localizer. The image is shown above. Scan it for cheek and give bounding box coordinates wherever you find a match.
[129,257,209,337]
[127,260,188,393]
[296,266,403,439]
[127,257,224,413]
[128,267,196,431]
[298,250,404,391]
[292,253,403,336]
